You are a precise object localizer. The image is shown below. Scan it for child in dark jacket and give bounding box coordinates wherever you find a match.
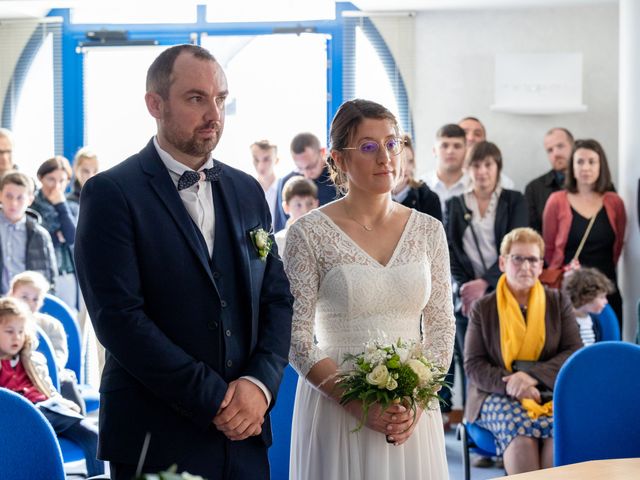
[0,297,103,476]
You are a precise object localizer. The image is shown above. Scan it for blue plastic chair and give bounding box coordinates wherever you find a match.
[592,303,621,341]
[554,341,640,466]
[40,293,82,379]
[0,387,66,480]
[34,327,88,466]
[636,299,640,345]
[268,364,298,480]
[40,293,100,412]
[35,325,60,390]
[457,419,498,480]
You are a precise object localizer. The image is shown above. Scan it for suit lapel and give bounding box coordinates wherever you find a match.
[140,141,216,286]
[214,167,254,315]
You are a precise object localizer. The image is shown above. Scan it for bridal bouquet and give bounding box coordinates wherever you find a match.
[337,337,448,431]
[139,465,205,479]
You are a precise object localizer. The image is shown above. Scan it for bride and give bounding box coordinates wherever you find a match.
[283,99,456,479]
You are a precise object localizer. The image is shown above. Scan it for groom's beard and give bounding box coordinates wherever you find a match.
[164,113,223,158]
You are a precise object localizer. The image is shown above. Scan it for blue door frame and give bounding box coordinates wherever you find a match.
[3,3,411,162]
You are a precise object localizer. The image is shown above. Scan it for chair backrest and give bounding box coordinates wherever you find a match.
[268,365,298,480]
[592,303,621,341]
[35,325,60,391]
[637,299,640,344]
[554,341,640,466]
[40,293,82,380]
[0,387,66,480]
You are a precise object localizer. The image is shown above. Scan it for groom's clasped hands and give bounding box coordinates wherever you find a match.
[213,379,269,441]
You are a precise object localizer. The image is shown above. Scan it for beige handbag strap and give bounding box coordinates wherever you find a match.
[572,213,598,261]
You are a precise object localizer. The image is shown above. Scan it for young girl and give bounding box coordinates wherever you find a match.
[67,147,99,207]
[9,271,86,412]
[0,297,104,476]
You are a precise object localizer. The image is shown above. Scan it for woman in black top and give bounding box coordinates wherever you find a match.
[31,156,79,309]
[392,134,442,221]
[446,142,528,316]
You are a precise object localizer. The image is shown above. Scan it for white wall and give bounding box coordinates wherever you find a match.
[411,4,619,190]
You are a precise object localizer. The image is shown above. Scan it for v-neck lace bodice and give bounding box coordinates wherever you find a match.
[315,209,412,268]
[283,209,456,377]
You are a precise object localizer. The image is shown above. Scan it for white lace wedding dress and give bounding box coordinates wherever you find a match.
[283,209,456,480]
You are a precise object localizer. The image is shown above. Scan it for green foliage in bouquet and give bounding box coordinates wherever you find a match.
[337,338,449,431]
[138,464,205,480]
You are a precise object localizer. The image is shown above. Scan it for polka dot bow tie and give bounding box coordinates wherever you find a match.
[177,164,222,191]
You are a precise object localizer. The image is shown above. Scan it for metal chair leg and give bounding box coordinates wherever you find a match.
[457,423,471,480]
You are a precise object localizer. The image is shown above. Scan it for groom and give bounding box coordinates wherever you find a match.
[75,44,293,479]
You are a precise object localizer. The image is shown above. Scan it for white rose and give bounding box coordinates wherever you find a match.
[407,359,433,386]
[366,365,390,387]
[385,376,398,391]
[255,232,267,249]
[396,347,410,363]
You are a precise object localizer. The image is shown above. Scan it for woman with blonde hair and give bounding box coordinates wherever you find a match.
[67,147,99,206]
[464,227,582,475]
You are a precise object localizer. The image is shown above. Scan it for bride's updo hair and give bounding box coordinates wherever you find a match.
[327,99,400,194]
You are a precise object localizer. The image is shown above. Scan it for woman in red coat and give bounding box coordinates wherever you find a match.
[542,139,626,325]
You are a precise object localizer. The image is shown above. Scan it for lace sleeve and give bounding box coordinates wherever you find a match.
[421,220,456,371]
[283,221,328,377]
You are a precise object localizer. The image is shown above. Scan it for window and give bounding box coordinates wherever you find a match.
[206,0,335,23]
[1,19,61,178]
[71,5,197,24]
[342,15,412,135]
[83,45,167,170]
[201,33,328,176]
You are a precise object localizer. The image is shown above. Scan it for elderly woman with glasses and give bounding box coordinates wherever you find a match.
[464,227,582,475]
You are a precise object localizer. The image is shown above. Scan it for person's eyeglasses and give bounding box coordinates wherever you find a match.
[342,137,404,158]
[508,255,543,267]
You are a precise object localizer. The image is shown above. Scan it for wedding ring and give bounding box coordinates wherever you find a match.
[386,435,394,444]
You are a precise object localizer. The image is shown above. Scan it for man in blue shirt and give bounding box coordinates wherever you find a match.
[273,132,337,232]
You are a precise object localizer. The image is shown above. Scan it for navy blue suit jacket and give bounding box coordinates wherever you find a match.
[75,139,293,468]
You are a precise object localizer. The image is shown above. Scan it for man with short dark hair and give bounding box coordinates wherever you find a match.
[524,127,574,233]
[75,44,293,480]
[273,132,337,231]
[458,117,515,190]
[424,124,469,215]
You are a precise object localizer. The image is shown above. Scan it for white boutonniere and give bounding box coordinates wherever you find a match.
[249,227,273,261]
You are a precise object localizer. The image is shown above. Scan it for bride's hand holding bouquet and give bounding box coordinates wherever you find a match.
[336,338,448,445]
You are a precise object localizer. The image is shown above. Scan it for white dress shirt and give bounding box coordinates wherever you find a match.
[155,137,216,256]
[264,180,278,225]
[154,138,272,405]
[424,170,469,215]
[461,187,501,278]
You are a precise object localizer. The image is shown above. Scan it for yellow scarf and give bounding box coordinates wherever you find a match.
[496,274,552,418]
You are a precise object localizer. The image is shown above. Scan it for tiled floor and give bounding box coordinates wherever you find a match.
[69,427,505,480]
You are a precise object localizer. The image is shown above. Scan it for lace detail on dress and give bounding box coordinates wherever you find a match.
[283,209,455,379]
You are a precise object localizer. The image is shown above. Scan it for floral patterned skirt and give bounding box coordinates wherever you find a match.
[475,393,553,455]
